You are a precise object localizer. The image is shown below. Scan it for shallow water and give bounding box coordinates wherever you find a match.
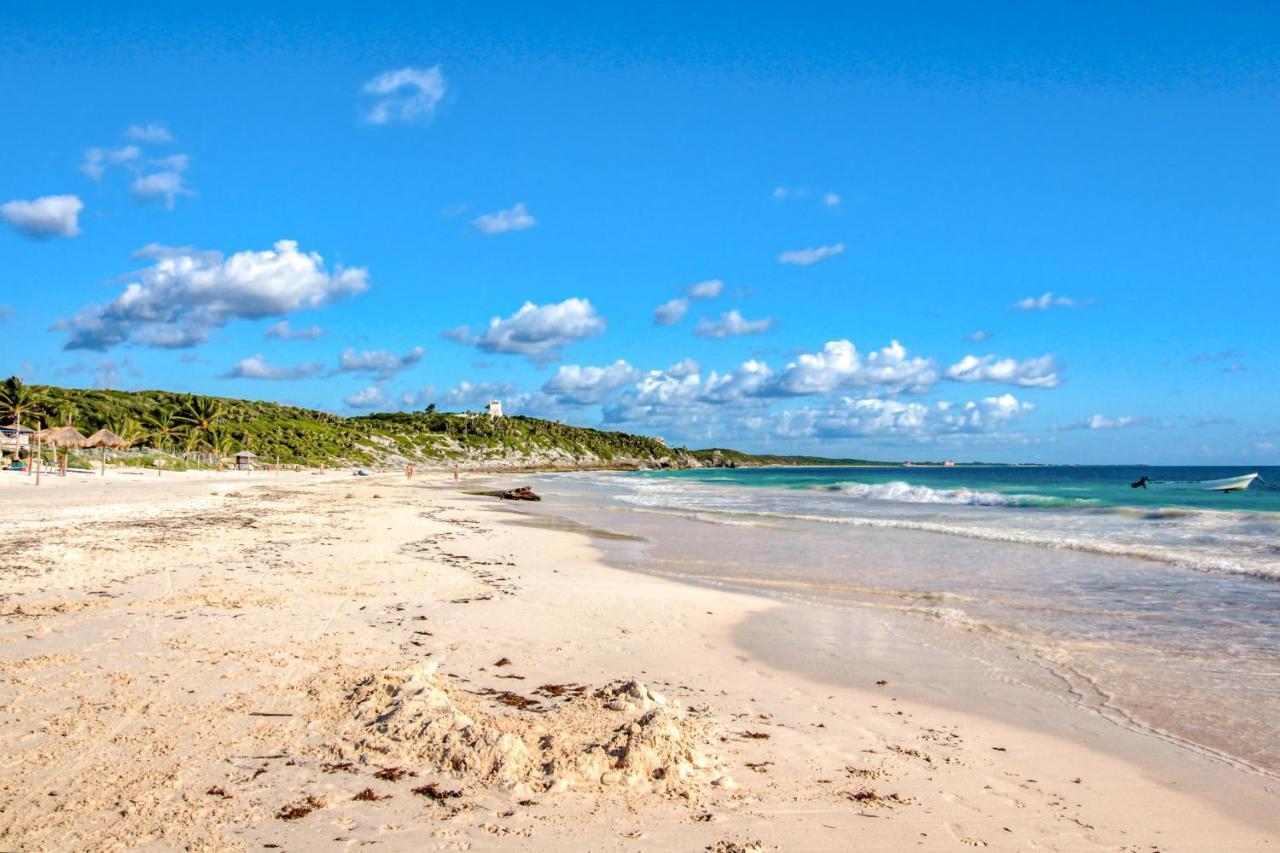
[523,467,1280,776]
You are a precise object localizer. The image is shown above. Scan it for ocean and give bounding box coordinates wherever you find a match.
[521,465,1280,776]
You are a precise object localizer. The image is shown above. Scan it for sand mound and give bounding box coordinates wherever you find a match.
[324,663,721,799]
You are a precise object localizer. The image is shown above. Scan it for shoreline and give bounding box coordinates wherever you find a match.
[0,471,1275,849]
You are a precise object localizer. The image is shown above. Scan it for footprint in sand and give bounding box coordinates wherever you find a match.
[945,822,988,846]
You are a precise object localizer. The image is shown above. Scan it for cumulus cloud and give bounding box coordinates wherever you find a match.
[1,195,84,240]
[472,202,536,235]
[449,298,605,360]
[687,279,724,300]
[653,279,724,326]
[332,346,425,380]
[542,360,641,404]
[654,298,689,326]
[81,145,141,180]
[776,393,1034,440]
[439,380,519,410]
[131,154,194,210]
[779,243,845,266]
[54,239,370,351]
[1055,414,1149,431]
[363,66,447,124]
[770,340,938,397]
[265,320,326,341]
[1014,292,1080,310]
[945,354,1062,388]
[665,358,700,378]
[823,192,841,207]
[694,310,774,339]
[226,354,323,380]
[344,385,391,409]
[126,123,174,143]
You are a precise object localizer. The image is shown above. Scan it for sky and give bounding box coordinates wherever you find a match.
[2,2,1278,463]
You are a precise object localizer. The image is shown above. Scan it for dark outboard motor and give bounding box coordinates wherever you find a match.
[1131,476,1150,489]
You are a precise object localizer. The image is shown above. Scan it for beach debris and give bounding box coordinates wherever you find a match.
[708,840,765,853]
[494,657,513,667]
[320,761,359,774]
[276,795,324,820]
[373,766,413,781]
[413,782,464,802]
[739,730,770,740]
[205,786,231,799]
[352,787,388,801]
[499,486,541,501]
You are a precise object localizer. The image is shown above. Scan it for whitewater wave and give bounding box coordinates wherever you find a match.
[826,480,1085,508]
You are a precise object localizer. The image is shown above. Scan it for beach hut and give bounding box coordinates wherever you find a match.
[85,428,128,476]
[36,425,89,477]
[234,450,257,471]
[1,421,33,468]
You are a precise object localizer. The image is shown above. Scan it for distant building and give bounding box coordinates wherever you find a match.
[488,399,504,418]
[235,450,257,471]
[944,460,956,467]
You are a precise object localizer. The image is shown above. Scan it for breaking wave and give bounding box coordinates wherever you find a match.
[827,480,1087,508]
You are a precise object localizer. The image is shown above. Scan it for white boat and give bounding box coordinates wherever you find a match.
[1137,473,1258,493]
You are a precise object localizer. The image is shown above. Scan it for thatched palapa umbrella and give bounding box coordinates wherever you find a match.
[86,429,128,476]
[36,425,89,477]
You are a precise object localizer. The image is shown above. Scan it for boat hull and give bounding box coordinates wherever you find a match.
[1146,473,1258,493]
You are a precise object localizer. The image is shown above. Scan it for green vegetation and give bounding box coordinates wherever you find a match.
[690,447,890,467]
[3,379,694,469]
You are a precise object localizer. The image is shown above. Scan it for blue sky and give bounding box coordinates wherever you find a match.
[2,2,1278,463]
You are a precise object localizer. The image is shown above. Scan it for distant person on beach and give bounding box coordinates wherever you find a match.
[453,463,459,482]
[406,463,415,480]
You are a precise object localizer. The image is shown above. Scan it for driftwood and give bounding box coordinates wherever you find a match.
[500,486,541,501]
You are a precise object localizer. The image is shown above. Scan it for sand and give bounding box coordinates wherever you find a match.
[0,469,1276,850]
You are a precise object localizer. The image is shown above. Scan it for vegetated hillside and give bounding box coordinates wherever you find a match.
[18,383,697,469]
[690,447,891,467]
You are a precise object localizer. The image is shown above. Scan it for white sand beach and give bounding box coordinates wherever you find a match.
[0,471,1276,850]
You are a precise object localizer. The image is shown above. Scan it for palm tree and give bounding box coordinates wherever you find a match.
[143,406,184,451]
[176,396,222,458]
[105,416,146,447]
[207,426,238,468]
[0,376,46,430]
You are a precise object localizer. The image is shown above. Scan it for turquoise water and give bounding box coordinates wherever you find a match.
[629,465,1280,581]
[646,464,1280,512]
[526,466,1280,773]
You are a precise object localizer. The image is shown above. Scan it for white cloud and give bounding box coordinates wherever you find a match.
[779,243,845,266]
[453,298,605,360]
[694,310,774,339]
[687,279,724,300]
[968,330,990,342]
[344,385,391,409]
[472,202,536,235]
[1,195,84,240]
[542,360,641,404]
[226,354,323,380]
[126,123,173,143]
[823,192,841,207]
[772,185,795,200]
[440,380,519,410]
[332,346,425,380]
[55,239,370,351]
[1014,292,1080,310]
[770,340,938,396]
[945,354,1062,388]
[778,393,1034,440]
[264,320,326,341]
[130,154,193,210]
[81,145,140,180]
[654,297,689,326]
[363,66,447,124]
[665,358,700,378]
[1056,414,1149,431]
